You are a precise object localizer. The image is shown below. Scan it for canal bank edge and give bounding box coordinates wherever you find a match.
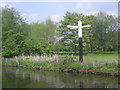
[2,65,120,76]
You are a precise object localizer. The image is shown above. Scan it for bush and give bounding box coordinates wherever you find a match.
[22,39,53,55]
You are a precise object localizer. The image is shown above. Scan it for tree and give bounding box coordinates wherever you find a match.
[2,6,28,57]
[82,15,95,53]
[57,12,84,53]
[57,12,95,53]
[29,18,57,43]
[92,12,118,52]
[23,18,57,55]
[45,18,57,43]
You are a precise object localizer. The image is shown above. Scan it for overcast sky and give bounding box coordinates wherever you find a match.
[1,1,118,23]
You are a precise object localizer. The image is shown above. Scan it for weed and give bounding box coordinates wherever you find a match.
[2,53,118,73]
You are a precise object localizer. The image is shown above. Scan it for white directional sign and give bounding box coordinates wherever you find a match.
[67,19,91,63]
[67,20,91,38]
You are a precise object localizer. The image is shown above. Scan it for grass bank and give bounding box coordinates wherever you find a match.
[2,53,119,76]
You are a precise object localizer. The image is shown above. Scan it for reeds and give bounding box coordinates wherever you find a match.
[1,54,60,62]
[2,54,118,73]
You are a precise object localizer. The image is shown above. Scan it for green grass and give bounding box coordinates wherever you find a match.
[60,52,118,65]
[84,53,118,62]
[57,51,118,64]
[2,52,119,75]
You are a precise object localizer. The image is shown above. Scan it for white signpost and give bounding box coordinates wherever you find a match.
[67,20,91,63]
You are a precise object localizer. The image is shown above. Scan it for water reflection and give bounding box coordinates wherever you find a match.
[2,67,119,88]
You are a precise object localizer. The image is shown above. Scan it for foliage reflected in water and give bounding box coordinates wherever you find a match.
[2,67,119,88]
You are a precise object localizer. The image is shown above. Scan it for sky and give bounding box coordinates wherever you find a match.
[1,1,118,23]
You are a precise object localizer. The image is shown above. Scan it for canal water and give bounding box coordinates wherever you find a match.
[2,67,119,88]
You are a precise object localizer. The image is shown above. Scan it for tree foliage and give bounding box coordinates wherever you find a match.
[57,12,84,53]
[23,18,57,55]
[57,12,118,53]
[2,6,57,57]
[92,12,118,51]
[57,12,95,53]
[2,6,118,58]
[2,6,28,57]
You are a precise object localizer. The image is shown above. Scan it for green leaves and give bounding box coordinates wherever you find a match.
[2,6,57,57]
[57,11,118,53]
[2,6,29,57]
[23,18,57,55]
[92,12,118,52]
[57,12,95,53]
[2,6,118,58]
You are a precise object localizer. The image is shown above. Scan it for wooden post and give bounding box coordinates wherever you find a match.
[79,38,83,63]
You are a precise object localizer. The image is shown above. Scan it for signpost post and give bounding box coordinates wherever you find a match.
[67,20,91,63]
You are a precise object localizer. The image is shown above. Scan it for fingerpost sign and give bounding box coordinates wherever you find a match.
[67,20,91,63]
